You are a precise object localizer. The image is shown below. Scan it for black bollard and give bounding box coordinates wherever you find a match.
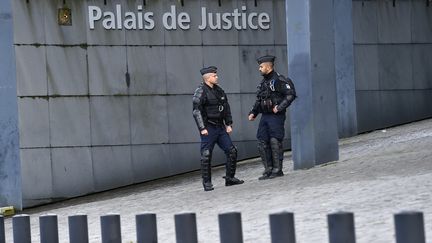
[40,214,59,243]
[269,212,296,243]
[174,213,198,243]
[394,211,425,243]
[12,214,31,243]
[327,212,356,243]
[219,212,243,243]
[136,213,158,243]
[101,214,122,243]
[0,216,5,243]
[69,214,89,243]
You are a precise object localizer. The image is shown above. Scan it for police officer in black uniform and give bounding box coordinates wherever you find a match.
[193,66,244,191]
[248,55,296,180]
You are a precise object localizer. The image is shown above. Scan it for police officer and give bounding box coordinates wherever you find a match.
[248,55,296,180]
[193,66,244,191]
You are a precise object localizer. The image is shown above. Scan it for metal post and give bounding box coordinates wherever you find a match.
[269,212,296,243]
[218,212,243,243]
[0,216,5,243]
[12,215,31,243]
[394,211,425,243]
[69,214,89,243]
[327,212,356,243]
[136,213,158,243]
[40,214,59,243]
[101,214,122,243]
[174,213,198,243]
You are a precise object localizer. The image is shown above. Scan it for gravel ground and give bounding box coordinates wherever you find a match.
[3,118,432,243]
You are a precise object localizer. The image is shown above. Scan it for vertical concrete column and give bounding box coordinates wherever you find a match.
[0,0,22,208]
[334,0,357,138]
[286,0,339,169]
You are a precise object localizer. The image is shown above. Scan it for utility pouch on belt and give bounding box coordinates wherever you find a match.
[260,99,273,113]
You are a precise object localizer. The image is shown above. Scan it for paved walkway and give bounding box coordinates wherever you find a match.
[4,119,432,242]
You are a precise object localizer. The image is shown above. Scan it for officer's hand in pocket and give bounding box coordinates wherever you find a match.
[201,129,209,136]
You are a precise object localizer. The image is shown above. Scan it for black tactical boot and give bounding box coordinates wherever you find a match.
[201,149,214,191]
[269,166,284,178]
[203,181,214,191]
[224,146,244,186]
[269,138,284,179]
[225,177,244,186]
[258,171,272,180]
[257,140,273,180]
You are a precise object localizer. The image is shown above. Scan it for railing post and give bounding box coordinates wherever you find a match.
[0,216,5,243]
[12,214,31,243]
[327,212,356,243]
[269,212,296,243]
[136,213,158,243]
[394,211,425,243]
[69,214,89,243]
[219,212,243,243]
[101,214,122,243]
[174,213,198,243]
[40,214,59,243]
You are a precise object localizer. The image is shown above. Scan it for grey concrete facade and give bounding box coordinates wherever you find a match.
[1,0,431,208]
[334,0,357,138]
[0,0,22,209]
[353,0,432,133]
[11,0,290,207]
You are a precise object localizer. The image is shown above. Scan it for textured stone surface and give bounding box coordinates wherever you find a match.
[49,97,91,147]
[18,98,50,148]
[4,119,432,243]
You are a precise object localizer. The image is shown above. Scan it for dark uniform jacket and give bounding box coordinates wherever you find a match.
[250,70,296,117]
[193,82,233,131]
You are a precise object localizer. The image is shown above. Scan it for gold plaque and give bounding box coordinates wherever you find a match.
[58,8,72,26]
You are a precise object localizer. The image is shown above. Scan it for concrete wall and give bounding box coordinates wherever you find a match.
[13,0,291,207]
[353,0,432,133]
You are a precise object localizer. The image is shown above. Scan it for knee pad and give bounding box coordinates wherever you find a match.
[228,146,237,161]
[270,137,281,147]
[201,149,212,163]
[257,140,269,153]
[270,137,282,161]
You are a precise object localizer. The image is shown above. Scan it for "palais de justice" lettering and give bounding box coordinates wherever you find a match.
[88,5,271,30]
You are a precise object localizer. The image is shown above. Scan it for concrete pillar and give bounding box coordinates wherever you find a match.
[0,0,22,209]
[286,0,339,169]
[334,0,357,138]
